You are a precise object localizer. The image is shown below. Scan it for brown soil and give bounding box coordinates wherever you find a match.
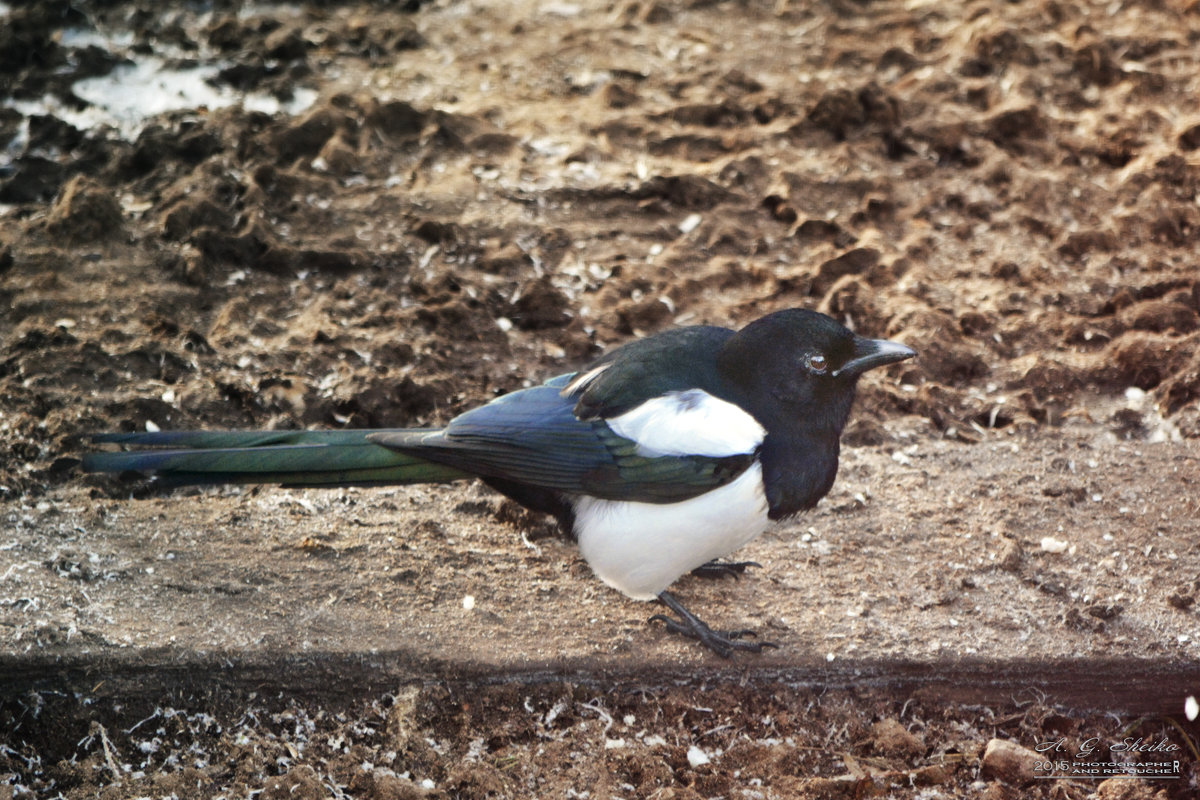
[2,1,1199,798]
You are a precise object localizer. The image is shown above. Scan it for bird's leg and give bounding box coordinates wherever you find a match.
[649,591,777,658]
[690,560,762,580]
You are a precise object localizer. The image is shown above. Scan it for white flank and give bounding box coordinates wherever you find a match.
[573,463,770,600]
[606,390,764,458]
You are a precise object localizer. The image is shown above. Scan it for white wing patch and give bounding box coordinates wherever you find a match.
[606,389,764,458]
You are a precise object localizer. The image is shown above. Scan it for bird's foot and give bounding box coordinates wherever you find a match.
[649,614,769,658]
[690,560,762,580]
[651,591,778,658]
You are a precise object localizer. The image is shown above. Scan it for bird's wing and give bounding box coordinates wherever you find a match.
[563,325,737,419]
[369,382,758,504]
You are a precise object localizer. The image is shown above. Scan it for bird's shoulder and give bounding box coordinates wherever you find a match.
[562,325,736,420]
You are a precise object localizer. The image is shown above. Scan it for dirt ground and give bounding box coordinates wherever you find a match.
[3,0,1200,797]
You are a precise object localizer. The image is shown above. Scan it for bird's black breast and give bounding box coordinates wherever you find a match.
[759,433,841,520]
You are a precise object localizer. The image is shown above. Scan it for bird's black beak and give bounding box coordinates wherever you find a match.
[833,337,916,377]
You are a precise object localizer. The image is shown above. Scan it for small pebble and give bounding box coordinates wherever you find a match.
[1040,536,1068,554]
[686,745,710,768]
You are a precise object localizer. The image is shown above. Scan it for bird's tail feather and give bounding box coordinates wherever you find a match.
[81,429,469,488]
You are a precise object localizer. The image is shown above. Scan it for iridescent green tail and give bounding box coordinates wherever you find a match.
[81,429,469,488]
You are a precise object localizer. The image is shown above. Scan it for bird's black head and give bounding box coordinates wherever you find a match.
[717,309,915,434]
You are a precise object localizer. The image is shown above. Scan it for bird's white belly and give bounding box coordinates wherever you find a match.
[572,463,770,600]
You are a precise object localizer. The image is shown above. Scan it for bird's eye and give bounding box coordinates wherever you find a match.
[808,354,828,373]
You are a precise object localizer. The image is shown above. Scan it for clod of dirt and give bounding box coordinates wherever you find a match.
[602,82,639,109]
[191,221,272,271]
[633,174,736,209]
[892,308,990,385]
[1096,777,1171,800]
[119,121,223,179]
[811,247,880,297]
[348,769,425,800]
[1118,298,1199,334]
[262,765,325,800]
[869,718,925,759]
[616,295,673,335]
[478,242,534,275]
[819,276,887,336]
[980,738,1039,785]
[804,85,898,141]
[272,105,350,164]
[1058,229,1119,259]
[1110,407,1150,439]
[841,416,888,447]
[983,106,1048,152]
[365,99,427,142]
[364,18,426,53]
[1087,602,1124,621]
[314,134,361,176]
[1108,332,1194,390]
[1180,124,1200,152]
[161,197,236,241]
[264,26,310,62]
[511,277,571,330]
[997,538,1023,572]
[43,176,124,243]
[794,218,855,247]
[258,243,366,275]
[1166,583,1196,611]
[1156,346,1200,414]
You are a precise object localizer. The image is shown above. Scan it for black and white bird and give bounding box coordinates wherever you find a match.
[82,308,916,656]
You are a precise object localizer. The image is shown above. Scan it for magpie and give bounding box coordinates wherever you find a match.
[81,308,915,657]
